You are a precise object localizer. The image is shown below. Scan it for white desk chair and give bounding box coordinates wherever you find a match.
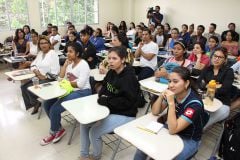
[102,133,132,160]
[61,111,79,145]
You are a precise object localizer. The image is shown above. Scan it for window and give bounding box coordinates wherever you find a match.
[0,0,29,31]
[39,0,98,27]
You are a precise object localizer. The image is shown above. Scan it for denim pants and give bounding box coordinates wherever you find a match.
[43,89,91,134]
[204,104,230,129]
[20,79,50,110]
[80,114,135,159]
[134,137,200,160]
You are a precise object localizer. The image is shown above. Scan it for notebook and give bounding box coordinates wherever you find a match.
[137,121,164,134]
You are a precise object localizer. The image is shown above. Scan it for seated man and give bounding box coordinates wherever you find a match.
[49,25,61,55]
[64,24,80,42]
[134,28,158,80]
[188,25,207,51]
[42,23,52,37]
[79,29,97,69]
[221,23,239,42]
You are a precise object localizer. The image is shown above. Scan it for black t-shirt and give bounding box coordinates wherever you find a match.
[79,41,97,69]
[134,37,142,46]
[152,12,163,26]
[197,65,234,105]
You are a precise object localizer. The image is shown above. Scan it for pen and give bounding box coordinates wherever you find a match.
[137,126,157,134]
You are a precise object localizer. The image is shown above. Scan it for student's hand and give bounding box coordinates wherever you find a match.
[196,53,202,60]
[163,89,175,105]
[33,69,40,75]
[139,42,144,48]
[33,69,46,80]
[63,59,72,67]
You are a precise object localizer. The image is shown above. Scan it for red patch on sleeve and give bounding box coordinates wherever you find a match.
[184,108,195,119]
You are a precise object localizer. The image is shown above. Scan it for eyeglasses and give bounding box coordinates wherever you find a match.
[213,54,225,59]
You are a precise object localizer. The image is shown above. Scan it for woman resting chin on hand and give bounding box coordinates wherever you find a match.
[134,67,209,160]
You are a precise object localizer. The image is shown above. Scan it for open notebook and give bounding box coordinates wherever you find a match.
[137,121,164,134]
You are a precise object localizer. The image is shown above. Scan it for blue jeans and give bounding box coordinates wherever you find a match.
[204,105,230,129]
[43,89,91,134]
[80,114,135,159]
[134,137,200,160]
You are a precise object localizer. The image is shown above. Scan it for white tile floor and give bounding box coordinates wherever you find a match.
[0,63,221,160]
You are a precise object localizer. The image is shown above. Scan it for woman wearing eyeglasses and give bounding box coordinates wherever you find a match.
[197,47,233,128]
[20,36,60,114]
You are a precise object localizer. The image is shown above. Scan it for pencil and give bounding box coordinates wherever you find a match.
[137,126,157,134]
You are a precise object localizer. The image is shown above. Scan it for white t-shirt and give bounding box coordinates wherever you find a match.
[231,61,240,74]
[30,50,60,76]
[139,41,158,70]
[65,59,91,90]
[127,29,136,36]
[50,34,61,52]
[156,35,164,46]
[29,42,38,55]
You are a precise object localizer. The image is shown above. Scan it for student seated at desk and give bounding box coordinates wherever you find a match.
[230,61,240,110]
[164,28,180,52]
[134,67,209,160]
[205,35,219,58]
[99,32,134,74]
[188,42,210,76]
[63,31,78,53]
[134,28,158,80]
[40,42,92,146]
[89,28,105,52]
[79,46,141,160]
[197,47,232,128]
[21,36,60,114]
[12,28,29,56]
[50,26,61,55]
[155,41,192,80]
[221,30,239,57]
[134,26,143,47]
[18,29,39,69]
[23,25,31,41]
[79,29,97,69]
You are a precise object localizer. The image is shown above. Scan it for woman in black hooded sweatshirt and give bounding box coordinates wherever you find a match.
[79,46,141,160]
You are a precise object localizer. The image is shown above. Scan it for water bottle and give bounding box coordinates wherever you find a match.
[206,80,216,101]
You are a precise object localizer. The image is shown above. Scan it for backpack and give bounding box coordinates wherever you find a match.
[135,89,147,108]
[218,112,240,160]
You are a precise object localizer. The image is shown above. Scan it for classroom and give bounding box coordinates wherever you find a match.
[0,0,240,160]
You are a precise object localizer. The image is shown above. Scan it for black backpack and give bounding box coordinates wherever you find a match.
[219,112,240,160]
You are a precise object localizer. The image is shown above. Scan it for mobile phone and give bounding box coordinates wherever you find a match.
[42,83,52,87]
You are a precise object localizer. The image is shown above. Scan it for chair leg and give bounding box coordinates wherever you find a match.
[144,92,152,114]
[37,105,42,120]
[211,121,225,157]
[110,138,122,160]
[68,120,77,145]
[144,103,151,115]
